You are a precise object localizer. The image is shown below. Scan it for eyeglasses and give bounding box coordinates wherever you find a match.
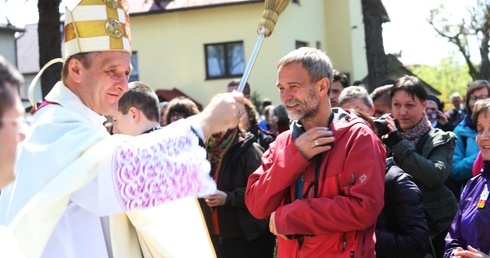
[170,113,185,119]
[469,95,489,102]
[0,116,32,134]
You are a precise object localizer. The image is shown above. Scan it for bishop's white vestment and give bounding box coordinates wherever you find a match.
[0,82,217,258]
[0,226,24,257]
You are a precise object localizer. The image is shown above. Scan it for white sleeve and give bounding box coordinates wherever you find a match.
[71,120,216,216]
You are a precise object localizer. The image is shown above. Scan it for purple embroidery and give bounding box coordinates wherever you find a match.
[112,124,215,211]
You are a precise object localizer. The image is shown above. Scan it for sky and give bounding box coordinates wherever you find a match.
[381,0,473,66]
[0,0,479,66]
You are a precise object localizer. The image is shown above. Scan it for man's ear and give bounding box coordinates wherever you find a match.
[68,59,83,84]
[318,77,330,97]
[129,107,140,122]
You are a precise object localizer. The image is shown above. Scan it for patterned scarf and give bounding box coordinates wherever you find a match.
[205,127,238,164]
[399,115,432,146]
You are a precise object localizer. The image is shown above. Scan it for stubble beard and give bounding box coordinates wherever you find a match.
[285,91,319,122]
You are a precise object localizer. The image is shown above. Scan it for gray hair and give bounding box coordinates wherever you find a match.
[339,86,373,108]
[449,92,462,100]
[277,47,333,84]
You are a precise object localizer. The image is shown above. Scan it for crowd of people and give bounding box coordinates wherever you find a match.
[0,1,489,258]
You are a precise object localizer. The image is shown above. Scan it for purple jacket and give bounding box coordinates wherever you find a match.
[444,162,490,257]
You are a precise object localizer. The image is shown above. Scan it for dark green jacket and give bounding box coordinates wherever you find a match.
[391,128,458,238]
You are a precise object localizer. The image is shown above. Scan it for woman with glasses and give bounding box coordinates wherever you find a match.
[0,55,26,189]
[451,80,490,200]
[163,96,200,125]
[0,83,27,188]
[0,55,26,257]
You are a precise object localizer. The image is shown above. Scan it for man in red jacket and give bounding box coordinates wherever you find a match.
[245,47,386,258]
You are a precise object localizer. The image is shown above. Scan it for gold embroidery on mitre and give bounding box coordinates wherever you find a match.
[63,0,131,57]
[103,0,120,9]
[106,18,123,39]
[65,21,128,41]
[77,0,118,7]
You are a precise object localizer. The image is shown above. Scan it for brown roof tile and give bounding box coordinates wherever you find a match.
[128,0,257,14]
[155,88,203,110]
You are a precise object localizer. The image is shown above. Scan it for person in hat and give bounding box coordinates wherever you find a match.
[0,1,243,257]
[426,95,454,132]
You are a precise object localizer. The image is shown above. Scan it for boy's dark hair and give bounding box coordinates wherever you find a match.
[118,81,160,122]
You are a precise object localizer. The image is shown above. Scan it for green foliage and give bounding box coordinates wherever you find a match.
[409,56,472,110]
[250,91,263,115]
[429,1,490,80]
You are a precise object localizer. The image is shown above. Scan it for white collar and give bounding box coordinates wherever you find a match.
[45,81,107,127]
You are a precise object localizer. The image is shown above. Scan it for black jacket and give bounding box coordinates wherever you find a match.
[375,158,430,258]
[200,132,268,241]
[249,124,275,150]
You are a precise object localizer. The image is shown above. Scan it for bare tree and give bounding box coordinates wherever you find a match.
[38,0,62,98]
[361,0,389,92]
[429,0,490,80]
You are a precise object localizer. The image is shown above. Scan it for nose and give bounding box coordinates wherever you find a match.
[16,120,30,142]
[17,131,26,142]
[116,75,129,92]
[280,90,292,102]
[398,106,408,115]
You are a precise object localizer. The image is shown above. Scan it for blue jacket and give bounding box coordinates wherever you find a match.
[444,162,490,257]
[451,118,479,182]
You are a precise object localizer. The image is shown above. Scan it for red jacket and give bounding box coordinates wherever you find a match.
[245,109,386,258]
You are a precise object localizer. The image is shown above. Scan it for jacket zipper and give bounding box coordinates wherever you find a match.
[341,232,347,252]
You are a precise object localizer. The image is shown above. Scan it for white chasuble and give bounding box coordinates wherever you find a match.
[0,82,216,258]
